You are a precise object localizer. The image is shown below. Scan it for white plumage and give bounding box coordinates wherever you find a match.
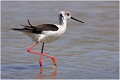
[11,10,84,67]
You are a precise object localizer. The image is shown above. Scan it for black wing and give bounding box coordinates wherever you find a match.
[11,19,59,34]
[33,24,59,34]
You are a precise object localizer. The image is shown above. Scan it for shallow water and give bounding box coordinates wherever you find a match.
[1,1,119,79]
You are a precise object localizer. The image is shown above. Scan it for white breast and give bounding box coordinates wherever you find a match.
[38,24,67,43]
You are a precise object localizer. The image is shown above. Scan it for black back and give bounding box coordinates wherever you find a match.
[33,24,59,34]
[11,24,59,34]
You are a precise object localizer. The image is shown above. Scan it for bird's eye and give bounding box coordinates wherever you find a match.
[65,12,70,16]
[66,13,70,16]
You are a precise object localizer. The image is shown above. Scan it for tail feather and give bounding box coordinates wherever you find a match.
[10,28,25,31]
[21,25,34,29]
[27,19,34,28]
[10,19,35,31]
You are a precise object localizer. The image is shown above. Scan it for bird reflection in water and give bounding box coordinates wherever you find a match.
[39,67,57,79]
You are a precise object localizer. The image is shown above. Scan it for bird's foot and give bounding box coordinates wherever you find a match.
[53,64,57,70]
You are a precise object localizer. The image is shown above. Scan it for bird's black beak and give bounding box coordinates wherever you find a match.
[71,17,84,23]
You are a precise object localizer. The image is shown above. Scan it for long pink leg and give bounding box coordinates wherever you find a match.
[27,42,57,67]
[27,42,43,67]
[27,42,40,54]
[40,43,57,67]
[39,43,44,67]
[42,54,57,67]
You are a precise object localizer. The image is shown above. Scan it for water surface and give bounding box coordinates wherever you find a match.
[1,1,119,79]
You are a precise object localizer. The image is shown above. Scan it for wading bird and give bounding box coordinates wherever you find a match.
[11,10,84,68]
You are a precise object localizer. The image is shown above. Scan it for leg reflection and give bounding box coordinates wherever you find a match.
[39,67,43,79]
[39,67,57,79]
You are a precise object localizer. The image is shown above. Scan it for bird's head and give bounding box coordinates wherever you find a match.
[59,10,84,23]
[59,10,71,19]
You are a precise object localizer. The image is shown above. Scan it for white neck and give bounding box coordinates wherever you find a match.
[62,18,67,27]
[59,17,67,28]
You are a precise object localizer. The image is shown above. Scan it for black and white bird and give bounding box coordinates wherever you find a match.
[11,10,84,68]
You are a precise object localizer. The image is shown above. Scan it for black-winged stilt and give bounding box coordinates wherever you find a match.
[11,10,84,68]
